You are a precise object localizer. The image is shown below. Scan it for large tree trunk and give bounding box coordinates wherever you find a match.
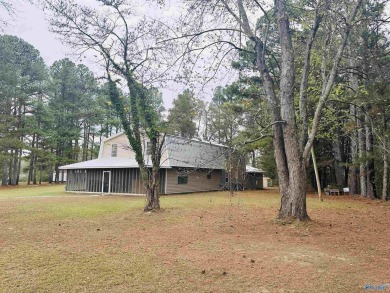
[278,160,308,220]
[275,0,309,221]
[144,168,160,211]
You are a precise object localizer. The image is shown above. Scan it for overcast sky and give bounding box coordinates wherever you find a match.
[2,0,236,108]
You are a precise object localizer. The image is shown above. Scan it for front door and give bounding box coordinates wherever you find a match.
[102,171,111,193]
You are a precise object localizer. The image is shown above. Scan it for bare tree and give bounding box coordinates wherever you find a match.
[43,0,168,211]
[0,1,35,28]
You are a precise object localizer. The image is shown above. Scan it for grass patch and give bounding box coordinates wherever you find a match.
[0,185,388,292]
[0,245,194,293]
[0,184,68,198]
[17,197,145,220]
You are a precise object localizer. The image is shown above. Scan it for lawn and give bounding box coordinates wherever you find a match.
[0,185,389,292]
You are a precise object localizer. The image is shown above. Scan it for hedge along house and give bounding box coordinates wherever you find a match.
[59,132,230,195]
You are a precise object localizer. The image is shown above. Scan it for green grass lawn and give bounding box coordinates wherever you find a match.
[0,185,389,292]
[0,184,68,198]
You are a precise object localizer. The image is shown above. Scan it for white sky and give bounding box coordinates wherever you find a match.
[2,0,236,108]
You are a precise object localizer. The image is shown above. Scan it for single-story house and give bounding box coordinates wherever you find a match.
[245,165,265,190]
[59,132,265,195]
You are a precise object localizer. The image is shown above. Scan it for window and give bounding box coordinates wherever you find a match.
[207,173,211,179]
[146,142,151,155]
[178,175,188,185]
[111,144,117,157]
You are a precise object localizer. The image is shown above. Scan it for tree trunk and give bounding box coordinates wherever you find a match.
[2,158,8,186]
[55,163,59,183]
[365,114,375,198]
[32,153,37,185]
[16,148,22,185]
[357,110,367,196]
[11,149,19,185]
[278,161,308,220]
[348,52,360,194]
[28,134,36,185]
[144,168,160,211]
[48,159,53,184]
[349,105,359,194]
[39,162,42,185]
[8,149,13,185]
[332,137,344,187]
[275,0,309,221]
[382,153,388,201]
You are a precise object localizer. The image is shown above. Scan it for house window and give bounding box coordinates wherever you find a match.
[178,175,188,185]
[207,173,211,179]
[111,144,117,157]
[146,142,151,155]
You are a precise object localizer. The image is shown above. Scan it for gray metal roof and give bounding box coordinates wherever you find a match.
[246,165,265,173]
[164,136,227,169]
[59,157,170,170]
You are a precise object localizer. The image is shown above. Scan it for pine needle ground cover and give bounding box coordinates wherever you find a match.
[0,185,389,292]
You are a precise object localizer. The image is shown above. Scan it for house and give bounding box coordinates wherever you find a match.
[59,132,265,195]
[245,165,265,190]
[60,133,226,195]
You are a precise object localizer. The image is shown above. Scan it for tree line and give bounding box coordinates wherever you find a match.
[0,35,123,185]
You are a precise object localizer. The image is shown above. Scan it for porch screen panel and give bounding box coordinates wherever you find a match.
[125,169,131,193]
[120,169,123,193]
[111,169,116,193]
[66,170,74,191]
[112,169,117,193]
[126,169,130,193]
[90,170,95,192]
[87,170,92,192]
[120,168,124,193]
[92,169,102,193]
[90,169,95,192]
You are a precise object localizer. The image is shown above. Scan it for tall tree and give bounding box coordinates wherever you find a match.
[45,0,168,211]
[0,35,47,185]
[167,89,202,139]
[168,0,365,220]
[47,58,99,181]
